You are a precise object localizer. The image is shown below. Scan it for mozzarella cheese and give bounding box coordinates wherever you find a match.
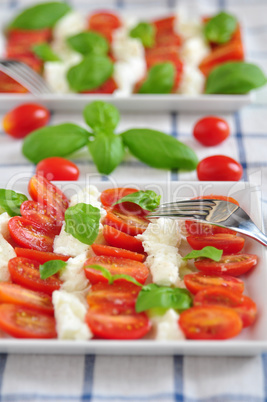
[44,62,73,94]
[0,233,16,282]
[150,309,185,341]
[112,27,145,61]
[174,11,203,39]
[52,290,92,340]
[0,212,12,241]
[178,64,205,95]
[53,222,90,257]
[53,11,87,41]
[60,252,89,294]
[180,36,209,67]
[69,185,107,222]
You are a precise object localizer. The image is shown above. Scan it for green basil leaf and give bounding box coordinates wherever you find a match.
[88,134,124,175]
[83,101,120,133]
[0,189,28,217]
[9,2,71,29]
[33,43,61,62]
[138,63,175,94]
[204,12,237,44]
[22,123,90,164]
[87,265,143,286]
[122,129,198,171]
[136,283,192,313]
[67,55,113,92]
[65,203,100,245]
[113,190,161,211]
[205,62,267,94]
[183,246,223,262]
[67,31,109,56]
[40,260,66,280]
[130,22,155,48]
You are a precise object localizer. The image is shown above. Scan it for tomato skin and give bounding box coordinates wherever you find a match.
[36,157,80,181]
[8,216,55,252]
[179,306,243,340]
[14,248,70,264]
[7,28,52,46]
[0,304,56,339]
[91,243,145,262]
[185,220,236,236]
[197,155,243,181]
[0,283,54,316]
[153,16,175,33]
[103,225,144,253]
[184,273,244,295]
[8,257,62,295]
[88,11,121,31]
[104,208,149,236]
[2,103,50,139]
[81,77,117,94]
[193,116,230,146]
[193,195,239,206]
[84,255,149,285]
[234,296,257,327]
[187,234,244,254]
[0,72,28,93]
[195,254,258,277]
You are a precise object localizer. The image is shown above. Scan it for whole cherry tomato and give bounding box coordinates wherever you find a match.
[2,103,50,139]
[36,157,80,181]
[197,155,243,181]
[193,116,230,146]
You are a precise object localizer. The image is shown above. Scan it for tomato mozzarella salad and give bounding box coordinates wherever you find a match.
[1,5,244,95]
[0,176,259,341]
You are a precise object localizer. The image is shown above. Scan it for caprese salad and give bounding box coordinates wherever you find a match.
[0,175,259,341]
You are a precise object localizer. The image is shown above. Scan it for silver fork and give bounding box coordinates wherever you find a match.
[0,59,52,95]
[147,199,267,246]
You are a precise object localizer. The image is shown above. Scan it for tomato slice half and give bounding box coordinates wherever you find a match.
[100,187,145,215]
[91,243,145,262]
[104,208,149,236]
[14,248,70,264]
[187,234,245,254]
[184,273,244,295]
[185,220,236,236]
[103,225,144,253]
[84,255,149,285]
[194,254,258,277]
[0,304,56,339]
[179,306,243,340]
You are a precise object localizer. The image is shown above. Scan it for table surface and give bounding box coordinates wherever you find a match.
[1,0,267,401]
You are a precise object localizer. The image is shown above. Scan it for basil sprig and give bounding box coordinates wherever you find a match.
[65,203,100,245]
[87,265,143,286]
[67,55,113,92]
[139,63,175,94]
[88,134,124,175]
[22,123,91,164]
[130,22,156,48]
[204,12,237,44]
[83,101,120,133]
[9,2,71,29]
[113,190,161,211]
[183,246,223,262]
[136,284,192,313]
[67,31,109,56]
[205,62,267,94]
[40,260,66,280]
[33,43,61,62]
[0,189,28,216]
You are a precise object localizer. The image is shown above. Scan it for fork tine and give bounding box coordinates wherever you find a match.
[0,64,43,95]
[8,64,48,94]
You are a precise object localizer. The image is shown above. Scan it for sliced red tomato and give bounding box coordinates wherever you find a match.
[179,305,243,340]
[87,282,141,311]
[194,254,258,277]
[187,234,245,254]
[0,304,56,339]
[14,248,70,264]
[20,200,63,235]
[0,283,54,315]
[86,305,151,340]
[81,77,117,94]
[155,32,182,48]
[185,220,236,236]
[36,157,79,181]
[7,28,52,46]
[104,208,149,236]
[193,195,239,206]
[184,273,244,295]
[100,187,146,215]
[88,11,121,31]
[8,257,62,295]
[91,243,145,262]
[103,225,144,253]
[7,53,43,74]
[83,255,149,285]
[0,72,28,93]
[234,296,257,328]
[8,216,55,252]
[153,16,175,33]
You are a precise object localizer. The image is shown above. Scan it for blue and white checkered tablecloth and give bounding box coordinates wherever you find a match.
[1,0,267,401]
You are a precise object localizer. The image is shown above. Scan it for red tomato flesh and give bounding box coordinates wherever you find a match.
[187,234,244,254]
[103,225,144,253]
[91,243,145,262]
[185,220,236,236]
[197,155,243,181]
[36,157,80,181]
[193,116,230,146]
[14,248,70,264]
[100,187,145,215]
[0,72,28,93]
[104,208,149,236]
[194,254,258,277]
[184,273,244,295]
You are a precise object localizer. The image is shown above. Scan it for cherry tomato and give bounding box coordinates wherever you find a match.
[104,208,149,236]
[36,157,80,181]
[100,187,146,215]
[103,225,144,253]
[194,254,258,277]
[83,255,149,285]
[81,77,117,94]
[91,243,145,262]
[193,116,230,146]
[86,305,151,340]
[155,32,182,48]
[0,304,56,339]
[2,103,50,139]
[234,296,257,327]
[7,28,52,47]
[197,155,243,181]
[193,195,239,205]
[0,72,28,93]
[0,283,54,316]
[8,257,62,295]
[185,220,236,236]
[88,11,121,31]
[179,306,243,340]
[6,53,43,73]
[184,273,244,295]
[153,16,175,33]
[14,248,70,264]
[8,216,55,252]
[187,234,245,254]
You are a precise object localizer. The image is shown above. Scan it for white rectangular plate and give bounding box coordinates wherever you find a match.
[0,179,266,356]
